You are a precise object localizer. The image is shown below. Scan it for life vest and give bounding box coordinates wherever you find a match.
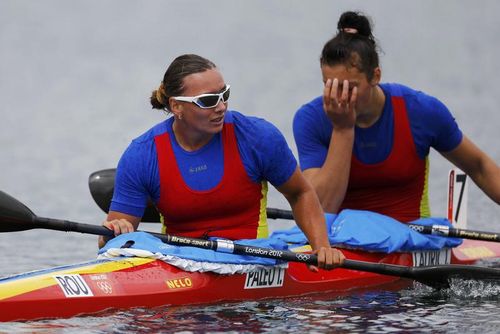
[340,92,430,223]
[154,122,268,239]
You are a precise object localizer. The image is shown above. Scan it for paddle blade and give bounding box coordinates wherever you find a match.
[88,169,115,214]
[411,264,500,289]
[0,191,37,232]
[89,169,161,222]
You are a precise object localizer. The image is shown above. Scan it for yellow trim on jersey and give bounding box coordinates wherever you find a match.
[161,211,166,234]
[256,180,269,239]
[420,157,431,218]
[0,257,154,300]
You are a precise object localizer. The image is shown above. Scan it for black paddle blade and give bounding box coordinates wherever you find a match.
[88,169,161,222]
[343,259,500,289]
[0,191,37,232]
[88,169,116,214]
[410,264,500,289]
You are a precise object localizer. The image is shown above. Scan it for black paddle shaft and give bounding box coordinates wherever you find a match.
[0,191,449,290]
[408,223,500,242]
[3,189,500,290]
[31,216,425,281]
[30,215,500,289]
[9,215,500,289]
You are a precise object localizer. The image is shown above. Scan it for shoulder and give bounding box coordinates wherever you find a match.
[294,96,324,121]
[131,119,171,145]
[293,96,328,140]
[230,110,285,143]
[382,83,450,116]
[381,83,462,152]
[120,119,171,163]
[293,96,331,147]
[293,96,329,135]
[230,111,291,165]
[230,110,276,129]
[125,119,171,152]
[226,111,296,186]
[298,96,323,110]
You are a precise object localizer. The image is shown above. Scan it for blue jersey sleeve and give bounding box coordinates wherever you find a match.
[109,143,149,217]
[233,112,297,187]
[404,90,463,156]
[293,97,332,170]
[110,131,161,217]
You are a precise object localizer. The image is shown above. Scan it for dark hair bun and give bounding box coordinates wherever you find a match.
[337,11,373,38]
[150,90,165,110]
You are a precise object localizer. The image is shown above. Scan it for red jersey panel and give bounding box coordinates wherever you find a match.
[340,96,430,222]
[154,123,266,239]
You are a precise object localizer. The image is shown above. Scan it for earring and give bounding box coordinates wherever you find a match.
[177,113,183,120]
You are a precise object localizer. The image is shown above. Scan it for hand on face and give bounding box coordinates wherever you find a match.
[323,78,357,130]
[308,247,345,272]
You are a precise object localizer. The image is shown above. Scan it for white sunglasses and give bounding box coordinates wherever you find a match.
[173,85,230,109]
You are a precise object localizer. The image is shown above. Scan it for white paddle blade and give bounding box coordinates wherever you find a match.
[447,169,468,229]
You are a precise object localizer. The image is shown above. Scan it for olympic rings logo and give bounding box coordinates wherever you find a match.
[410,225,424,232]
[296,254,311,261]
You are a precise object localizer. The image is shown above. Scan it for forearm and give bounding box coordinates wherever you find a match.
[287,188,331,250]
[277,168,345,270]
[307,128,354,213]
[442,136,500,204]
[468,157,500,204]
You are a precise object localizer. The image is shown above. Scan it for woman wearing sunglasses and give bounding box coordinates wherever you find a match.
[293,11,500,222]
[99,54,344,270]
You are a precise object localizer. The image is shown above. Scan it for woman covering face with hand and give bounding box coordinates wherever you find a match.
[100,54,344,271]
[293,11,500,222]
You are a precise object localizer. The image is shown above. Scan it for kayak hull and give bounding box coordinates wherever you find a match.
[2,240,499,322]
[0,249,411,322]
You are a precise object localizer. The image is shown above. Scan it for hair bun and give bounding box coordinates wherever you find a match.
[337,11,372,38]
[150,89,165,110]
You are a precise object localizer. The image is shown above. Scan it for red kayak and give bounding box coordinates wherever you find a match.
[2,239,500,322]
[2,169,500,322]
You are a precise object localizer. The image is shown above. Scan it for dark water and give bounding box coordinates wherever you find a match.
[1,0,500,332]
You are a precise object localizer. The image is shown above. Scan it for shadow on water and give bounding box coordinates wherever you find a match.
[2,279,500,334]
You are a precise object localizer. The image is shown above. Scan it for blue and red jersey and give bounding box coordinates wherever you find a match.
[293,83,463,222]
[110,111,297,239]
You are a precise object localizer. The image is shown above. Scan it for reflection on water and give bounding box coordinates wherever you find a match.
[2,279,500,333]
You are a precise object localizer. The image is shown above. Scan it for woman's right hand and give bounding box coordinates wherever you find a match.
[102,218,136,236]
[323,78,357,129]
[308,246,345,272]
[99,212,141,248]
